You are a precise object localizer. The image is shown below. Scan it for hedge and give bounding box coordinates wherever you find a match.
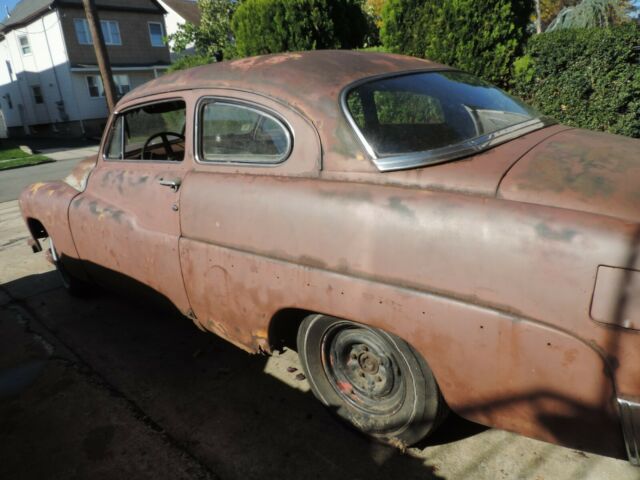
[231,0,368,58]
[380,0,533,87]
[513,24,640,138]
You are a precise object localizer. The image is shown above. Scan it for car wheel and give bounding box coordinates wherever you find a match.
[49,238,91,297]
[297,314,446,446]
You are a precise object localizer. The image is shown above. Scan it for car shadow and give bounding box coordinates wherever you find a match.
[0,270,464,480]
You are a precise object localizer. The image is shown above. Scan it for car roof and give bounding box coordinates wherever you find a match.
[120,50,450,171]
[122,50,446,110]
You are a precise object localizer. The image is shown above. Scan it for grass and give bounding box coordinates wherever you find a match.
[0,145,52,171]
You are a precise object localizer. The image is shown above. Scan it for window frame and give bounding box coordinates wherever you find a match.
[86,74,131,98]
[31,85,44,104]
[74,18,122,46]
[103,97,187,164]
[74,18,92,45]
[18,35,31,55]
[101,20,121,46]
[148,21,165,47]
[194,96,293,167]
[340,69,554,173]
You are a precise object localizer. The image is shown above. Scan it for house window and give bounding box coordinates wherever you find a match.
[148,22,165,47]
[101,20,121,45]
[31,86,44,104]
[87,75,102,97]
[6,61,13,80]
[74,19,121,45]
[18,35,31,55]
[74,18,91,44]
[86,74,131,98]
[5,94,13,109]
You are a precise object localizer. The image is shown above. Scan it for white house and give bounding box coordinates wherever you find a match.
[0,0,172,138]
[156,0,200,48]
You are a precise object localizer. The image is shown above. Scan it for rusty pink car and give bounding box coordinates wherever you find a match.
[19,51,640,463]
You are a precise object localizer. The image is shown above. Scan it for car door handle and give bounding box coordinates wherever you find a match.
[158,178,181,191]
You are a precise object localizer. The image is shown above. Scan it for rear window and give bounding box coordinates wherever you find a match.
[345,71,542,160]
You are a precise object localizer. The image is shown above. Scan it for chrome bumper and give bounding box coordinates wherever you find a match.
[618,397,640,465]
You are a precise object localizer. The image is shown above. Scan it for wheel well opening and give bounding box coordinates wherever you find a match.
[27,218,47,239]
[268,308,314,352]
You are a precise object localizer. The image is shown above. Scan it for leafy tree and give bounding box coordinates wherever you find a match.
[380,0,534,86]
[168,0,236,59]
[539,0,580,28]
[231,0,368,57]
[546,0,636,30]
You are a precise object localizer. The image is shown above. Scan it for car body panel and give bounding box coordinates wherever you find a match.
[67,92,195,313]
[179,237,623,456]
[499,129,640,223]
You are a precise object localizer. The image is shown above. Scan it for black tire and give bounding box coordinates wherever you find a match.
[49,238,91,297]
[297,314,446,446]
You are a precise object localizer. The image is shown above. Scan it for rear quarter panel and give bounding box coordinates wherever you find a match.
[179,171,637,457]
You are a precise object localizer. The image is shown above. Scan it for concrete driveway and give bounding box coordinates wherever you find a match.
[0,200,638,480]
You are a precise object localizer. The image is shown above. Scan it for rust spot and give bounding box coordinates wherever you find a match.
[337,380,352,393]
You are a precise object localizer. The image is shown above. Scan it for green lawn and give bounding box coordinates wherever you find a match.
[0,145,52,171]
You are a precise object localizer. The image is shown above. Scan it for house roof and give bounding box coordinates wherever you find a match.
[159,0,200,25]
[1,0,167,33]
[1,0,53,32]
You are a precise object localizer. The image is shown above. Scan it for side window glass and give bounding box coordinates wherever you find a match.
[199,101,291,164]
[105,100,186,161]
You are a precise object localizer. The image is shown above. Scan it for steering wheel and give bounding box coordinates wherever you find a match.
[141,131,185,160]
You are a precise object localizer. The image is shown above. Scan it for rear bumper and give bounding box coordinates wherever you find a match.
[618,396,640,465]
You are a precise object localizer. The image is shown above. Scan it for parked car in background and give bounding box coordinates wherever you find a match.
[18,50,640,465]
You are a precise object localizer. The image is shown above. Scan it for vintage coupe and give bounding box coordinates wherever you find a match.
[19,51,640,463]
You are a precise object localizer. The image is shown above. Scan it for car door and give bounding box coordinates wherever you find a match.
[68,95,193,314]
[178,91,321,348]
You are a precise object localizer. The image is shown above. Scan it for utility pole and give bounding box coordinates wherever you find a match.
[535,0,543,33]
[81,0,117,112]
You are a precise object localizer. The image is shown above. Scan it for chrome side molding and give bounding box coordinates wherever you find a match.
[618,396,640,465]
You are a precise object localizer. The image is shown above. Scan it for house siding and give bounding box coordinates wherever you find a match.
[59,7,170,66]
[0,10,76,134]
[0,0,171,138]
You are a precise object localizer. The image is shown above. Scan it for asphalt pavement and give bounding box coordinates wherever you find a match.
[1,198,638,480]
[0,141,99,203]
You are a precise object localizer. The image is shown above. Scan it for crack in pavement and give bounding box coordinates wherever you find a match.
[0,284,220,480]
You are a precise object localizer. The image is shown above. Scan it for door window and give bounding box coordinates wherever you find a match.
[105,100,186,161]
[198,100,291,164]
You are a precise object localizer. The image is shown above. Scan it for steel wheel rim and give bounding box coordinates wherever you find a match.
[321,323,406,416]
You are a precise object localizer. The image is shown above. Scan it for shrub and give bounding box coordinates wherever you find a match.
[380,0,534,86]
[512,24,640,138]
[231,0,369,58]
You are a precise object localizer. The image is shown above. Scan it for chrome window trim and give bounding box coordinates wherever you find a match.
[339,70,556,172]
[618,396,640,465]
[102,97,186,164]
[194,96,293,167]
